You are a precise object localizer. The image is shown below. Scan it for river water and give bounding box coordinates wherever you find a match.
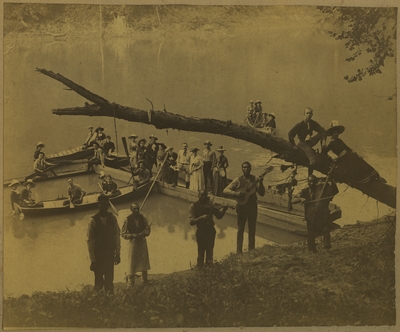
[3,7,396,297]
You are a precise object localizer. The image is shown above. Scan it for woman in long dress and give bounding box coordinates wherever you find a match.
[189,147,205,192]
[213,146,229,196]
[121,203,151,288]
[128,134,138,168]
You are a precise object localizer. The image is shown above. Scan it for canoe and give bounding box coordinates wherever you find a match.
[46,146,94,163]
[154,181,342,237]
[3,162,90,187]
[19,165,151,217]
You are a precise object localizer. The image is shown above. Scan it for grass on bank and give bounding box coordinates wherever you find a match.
[4,214,395,328]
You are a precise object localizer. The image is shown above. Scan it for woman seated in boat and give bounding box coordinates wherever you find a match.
[213,146,229,197]
[101,175,121,197]
[102,135,116,157]
[322,120,386,185]
[87,142,105,171]
[95,127,107,147]
[66,178,86,205]
[33,152,56,178]
[132,160,151,188]
[20,179,43,207]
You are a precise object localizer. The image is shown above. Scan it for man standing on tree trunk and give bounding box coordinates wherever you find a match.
[288,107,326,176]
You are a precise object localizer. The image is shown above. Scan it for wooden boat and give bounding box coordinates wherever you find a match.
[46,146,94,163]
[154,181,342,236]
[19,165,151,217]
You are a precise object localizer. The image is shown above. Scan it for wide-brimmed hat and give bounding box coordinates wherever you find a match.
[255,100,262,104]
[190,147,199,152]
[249,100,253,103]
[36,141,45,148]
[95,127,104,133]
[138,138,147,145]
[23,179,36,188]
[149,134,158,141]
[99,171,106,179]
[166,146,174,152]
[8,179,20,187]
[217,146,226,152]
[326,120,345,136]
[204,140,212,146]
[128,133,138,139]
[158,143,167,150]
[88,125,94,129]
[268,112,276,118]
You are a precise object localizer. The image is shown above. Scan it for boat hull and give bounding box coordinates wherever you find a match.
[46,146,94,163]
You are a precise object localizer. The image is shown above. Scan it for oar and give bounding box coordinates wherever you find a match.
[69,199,75,209]
[121,137,136,184]
[140,152,169,211]
[97,182,119,216]
[14,203,25,220]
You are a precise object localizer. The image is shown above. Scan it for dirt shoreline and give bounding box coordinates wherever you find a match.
[3,212,395,328]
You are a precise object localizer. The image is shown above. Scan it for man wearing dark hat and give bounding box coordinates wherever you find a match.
[189,190,228,268]
[145,134,159,174]
[202,141,216,192]
[87,194,121,294]
[263,113,276,135]
[288,107,326,176]
[293,174,338,252]
[33,152,56,178]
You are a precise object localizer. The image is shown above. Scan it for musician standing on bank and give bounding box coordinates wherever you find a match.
[223,162,265,254]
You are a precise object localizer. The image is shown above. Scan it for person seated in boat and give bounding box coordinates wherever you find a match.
[34,141,45,160]
[83,126,96,148]
[288,107,326,176]
[102,135,116,157]
[101,174,121,197]
[136,138,147,167]
[128,134,138,168]
[95,127,107,147]
[262,113,276,135]
[20,179,43,207]
[322,120,386,184]
[246,100,254,121]
[9,179,21,215]
[253,100,263,127]
[33,152,56,178]
[66,178,86,205]
[132,160,151,187]
[87,142,105,171]
[99,170,107,186]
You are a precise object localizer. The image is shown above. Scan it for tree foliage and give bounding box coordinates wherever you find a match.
[318,6,397,83]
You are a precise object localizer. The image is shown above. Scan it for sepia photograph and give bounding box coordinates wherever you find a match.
[2,0,397,330]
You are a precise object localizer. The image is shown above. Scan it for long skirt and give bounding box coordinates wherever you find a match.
[336,151,379,184]
[190,168,205,192]
[213,171,227,197]
[128,238,150,275]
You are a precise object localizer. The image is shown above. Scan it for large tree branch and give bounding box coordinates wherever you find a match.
[36,67,396,208]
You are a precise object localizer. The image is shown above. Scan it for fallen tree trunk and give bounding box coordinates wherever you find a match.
[36,67,396,208]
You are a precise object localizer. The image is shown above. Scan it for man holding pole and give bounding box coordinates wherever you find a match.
[292,174,339,253]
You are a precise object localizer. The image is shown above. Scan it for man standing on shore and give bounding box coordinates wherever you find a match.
[293,175,339,252]
[87,194,121,294]
[189,190,228,267]
[223,162,266,254]
[288,107,326,176]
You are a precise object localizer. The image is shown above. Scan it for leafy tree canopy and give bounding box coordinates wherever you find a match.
[318,6,397,83]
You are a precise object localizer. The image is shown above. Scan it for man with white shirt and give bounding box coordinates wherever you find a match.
[177,143,191,189]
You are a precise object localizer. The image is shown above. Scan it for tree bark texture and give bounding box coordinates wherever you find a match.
[36,67,396,208]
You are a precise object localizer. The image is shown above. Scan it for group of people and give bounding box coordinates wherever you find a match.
[9,178,44,211]
[246,100,276,134]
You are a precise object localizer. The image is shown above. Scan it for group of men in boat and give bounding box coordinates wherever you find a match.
[246,100,276,134]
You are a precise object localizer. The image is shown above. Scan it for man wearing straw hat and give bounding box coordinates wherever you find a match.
[9,179,21,215]
[33,152,56,178]
[203,140,216,192]
[34,141,45,160]
[87,194,121,294]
